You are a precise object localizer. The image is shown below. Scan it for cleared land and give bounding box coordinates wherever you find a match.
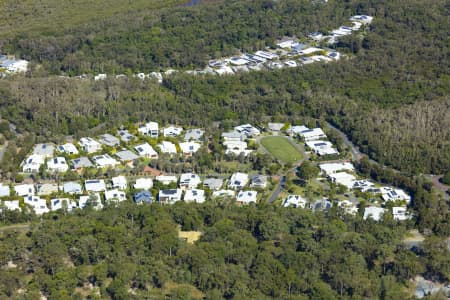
[260,136,303,164]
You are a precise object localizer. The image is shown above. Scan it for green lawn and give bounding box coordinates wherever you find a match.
[260,136,303,164]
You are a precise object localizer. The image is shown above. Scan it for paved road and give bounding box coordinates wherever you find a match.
[325,122,361,161]
[268,175,287,203]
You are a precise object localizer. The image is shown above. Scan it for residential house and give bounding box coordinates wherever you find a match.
[381,187,411,204]
[254,50,278,60]
[36,183,59,196]
[105,189,127,203]
[117,129,135,143]
[85,179,106,192]
[158,141,177,155]
[50,198,77,211]
[0,184,10,197]
[212,189,235,198]
[350,15,373,24]
[2,200,20,211]
[311,198,333,212]
[33,143,55,158]
[276,39,297,49]
[98,133,120,147]
[184,129,204,141]
[236,190,257,205]
[352,180,374,192]
[203,178,223,191]
[179,173,201,189]
[319,162,355,176]
[63,182,82,194]
[138,122,159,137]
[328,172,356,189]
[286,125,309,136]
[134,178,153,190]
[134,190,153,204]
[57,143,79,155]
[92,154,119,168]
[228,172,249,190]
[134,143,158,159]
[234,124,261,137]
[224,140,252,157]
[115,150,139,164]
[21,154,44,173]
[79,193,103,210]
[158,189,183,204]
[308,32,325,41]
[14,184,34,196]
[363,206,385,221]
[155,175,178,185]
[337,200,358,215]
[46,157,69,173]
[299,128,327,141]
[305,141,339,156]
[250,175,268,189]
[221,131,246,142]
[179,142,201,156]
[184,189,206,203]
[112,176,127,190]
[268,123,285,132]
[393,207,410,221]
[24,196,49,215]
[0,56,29,72]
[70,157,94,170]
[163,126,183,137]
[283,195,307,208]
[79,137,102,154]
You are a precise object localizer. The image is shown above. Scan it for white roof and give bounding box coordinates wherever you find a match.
[33,143,55,157]
[92,154,119,167]
[179,142,201,154]
[236,190,257,204]
[306,140,338,156]
[298,47,323,55]
[158,141,177,154]
[57,143,79,155]
[288,125,309,135]
[105,189,127,202]
[63,182,82,194]
[179,173,201,188]
[79,193,103,210]
[283,195,307,208]
[299,128,326,140]
[215,66,234,75]
[228,172,249,189]
[392,206,410,221]
[184,189,206,203]
[268,123,285,131]
[276,39,297,49]
[14,184,34,196]
[85,179,106,192]
[138,121,159,134]
[155,175,178,185]
[254,50,278,60]
[381,187,411,203]
[329,172,356,189]
[134,178,153,190]
[79,137,101,147]
[134,143,158,157]
[229,57,250,66]
[24,196,49,215]
[163,126,183,137]
[212,189,235,198]
[320,162,355,175]
[234,124,260,136]
[50,198,77,211]
[363,206,385,221]
[337,200,358,215]
[2,200,20,211]
[46,157,69,171]
[0,184,10,197]
[111,176,127,189]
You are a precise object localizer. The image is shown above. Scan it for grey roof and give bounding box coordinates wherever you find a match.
[98,134,120,147]
[184,129,204,141]
[221,131,245,140]
[115,150,139,161]
[71,157,93,169]
[203,178,223,190]
[63,182,82,194]
[117,130,135,142]
[33,143,55,156]
[251,175,268,185]
[268,123,285,131]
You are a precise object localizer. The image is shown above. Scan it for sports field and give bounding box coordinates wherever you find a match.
[260,136,303,164]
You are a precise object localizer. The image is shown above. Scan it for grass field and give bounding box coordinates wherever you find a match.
[260,136,303,164]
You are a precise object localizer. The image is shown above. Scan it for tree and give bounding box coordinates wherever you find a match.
[297,161,320,181]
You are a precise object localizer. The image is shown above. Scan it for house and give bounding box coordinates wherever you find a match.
[283,195,307,208]
[381,187,411,204]
[393,207,410,221]
[328,172,356,189]
[117,129,135,143]
[363,206,385,221]
[158,189,183,204]
[50,198,77,211]
[351,21,362,31]
[236,190,257,205]
[308,32,324,41]
[0,184,10,197]
[179,142,201,156]
[268,123,285,132]
[57,143,79,155]
[250,175,268,189]
[85,179,106,192]
[63,182,82,194]
[305,141,339,156]
[254,50,278,60]
[46,157,69,173]
[221,131,246,142]
[70,157,94,170]
[163,126,183,137]
[98,134,120,147]
[24,196,49,215]
[94,74,107,80]
[337,200,358,215]
[311,198,333,212]
[184,129,205,141]
[234,124,261,137]
[327,51,341,61]
[203,178,223,191]
[184,189,206,203]
[92,154,119,168]
[299,128,327,141]
[212,189,236,198]
[134,143,158,158]
[224,140,252,156]
[111,176,127,190]
[14,184,34,196]
[79,193,103,210]
[134,190,153,204]
[134,178,153,190]
[0,56,29,73]
[1,200,20,211]
[138,121,159,137]
[352,180,374,192]
[33,143,55,158]
[79,137,102,154]
[276,39,297,49]
[115,150,139,163]
[319,162,355,176]
[21,154,45,173]
[298,47,323,56]
[36,183,59,196]
[350,15,373,25]
[229,57,250,66]
[155,175,178,185]
[158,141,177,155]
[286,125,309,136]
[215,66,234,75]
[228,172,249,190]
[179,173,201,189]
[105,189,127,203]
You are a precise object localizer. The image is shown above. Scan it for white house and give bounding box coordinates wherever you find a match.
[234,124,261,137]
[57,143,79,155]
[276,39,297,49]
[2,200,20,211]
[71,157,94,170]
[21,154,45,173]
[134,143,158,158]
[63,182,83,194]
[184,129,204,141]
[117,129,135,143]
[337,200,358,215]
[352,180,374,192]
[286,125,309,136]
[36,183,59,196]
[184,189,206,203]
[250,175,268,189]
[85,179,106,192]
[236,190,257,205]
[138,122,159,137]
[158,189,183,204]
[268,123,285,132]
[158,141,177,155]
[14,184,35,196]
[33,143,55,158]
[112,176,127,190]
[50,198,77,211]
[212,189,236,198]
[350,15,373,25]
[155,175,178,185]
[283,195,307,208]
[46,157,69,172]
[105,189,127,203]
[79,137,102,154]
[0,57,29,73]
[363,206,385,221]
[203,178,223,191]
[224,140,252,156]
[393,207,411,221]
[134,178,153,190]
[305,141,339,156]
[299,128,327,141]
[179,173,201,189]
[79,193,103,210]
[163,126,183,137]
[381,187,411,204]
[0,184,10,197]
[179,142,201,156]
[319,162,355,176]
[254,51,278,60]
[221,131,246,142]
[328,172,356,189]
[23,196,49,215]
[98,134,120,147]
[92,154,119,168]
[228,172,249,190]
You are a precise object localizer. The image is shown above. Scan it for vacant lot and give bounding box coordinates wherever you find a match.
[260,136,303,164]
